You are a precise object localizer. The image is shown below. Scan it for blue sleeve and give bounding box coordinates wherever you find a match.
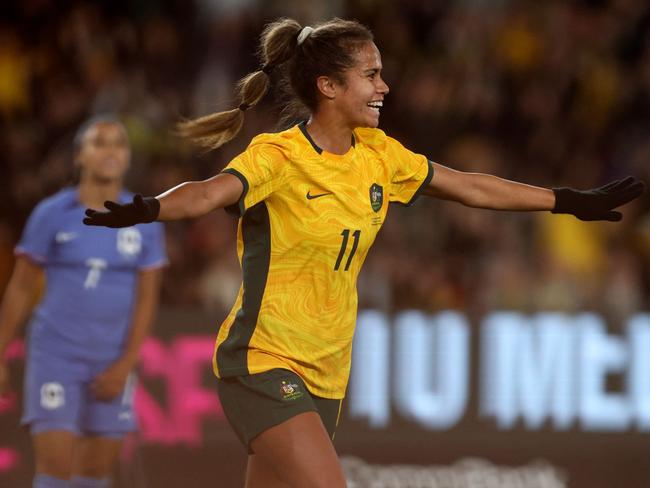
[138,222,168,270]
[15,200,57,264]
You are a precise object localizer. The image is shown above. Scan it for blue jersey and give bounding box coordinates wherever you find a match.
[16,188,167,362]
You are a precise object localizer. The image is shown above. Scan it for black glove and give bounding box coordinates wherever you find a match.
[552,176,645,221]
[83,194,160,228]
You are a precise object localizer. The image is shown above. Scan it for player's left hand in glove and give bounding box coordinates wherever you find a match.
[552,176,646,221]
[83,194,160,228]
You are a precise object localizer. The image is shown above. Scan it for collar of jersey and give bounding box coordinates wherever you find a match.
[298,121,356,160]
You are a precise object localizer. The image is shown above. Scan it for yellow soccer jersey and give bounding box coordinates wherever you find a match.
[214,122,433,398]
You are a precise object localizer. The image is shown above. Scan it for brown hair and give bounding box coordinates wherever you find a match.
[178,18,373,150]
[74,114,126,155]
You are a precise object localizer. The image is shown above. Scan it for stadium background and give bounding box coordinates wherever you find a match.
[1,0,649,486]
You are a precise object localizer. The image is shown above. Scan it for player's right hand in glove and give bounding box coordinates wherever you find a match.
[552,176,646,221]
[83,194,160,228]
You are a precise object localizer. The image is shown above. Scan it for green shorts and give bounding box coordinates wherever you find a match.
[216,368,342,453]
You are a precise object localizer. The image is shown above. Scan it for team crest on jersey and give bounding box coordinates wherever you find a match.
[40,382,65,410]
[280,380,304,401]
[369,183,383,212]
[117,227,142,258]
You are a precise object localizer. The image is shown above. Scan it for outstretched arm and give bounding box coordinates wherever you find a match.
[424,163,555,211]
[84,172,243,228]
[424,163,645,221]
[156,172,243,220]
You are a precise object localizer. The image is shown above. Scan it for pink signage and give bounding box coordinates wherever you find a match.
[0,336,226,473]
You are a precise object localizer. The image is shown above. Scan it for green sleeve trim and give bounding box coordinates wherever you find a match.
[399,160,434,207]
[221,168,249,217]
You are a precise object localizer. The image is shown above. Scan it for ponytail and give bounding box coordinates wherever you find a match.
[178,18,302,151]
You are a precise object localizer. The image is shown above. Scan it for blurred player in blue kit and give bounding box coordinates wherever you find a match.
[0,116,167,488]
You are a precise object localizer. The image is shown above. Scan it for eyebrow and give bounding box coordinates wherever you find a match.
[363,68,381,74]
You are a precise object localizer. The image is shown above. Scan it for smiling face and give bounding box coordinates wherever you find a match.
[329,41,389,129]
[76,121,130,184]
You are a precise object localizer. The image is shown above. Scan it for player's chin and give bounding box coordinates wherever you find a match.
[358,111,381,128]
[92,172,126,185]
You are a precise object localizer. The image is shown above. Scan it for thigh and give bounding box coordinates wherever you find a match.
[22,347,85,435]
[249,411,346,488]
[73,435,123,478]
[313,395,343,440]
[33,430,77,479]
[245,454,290,488]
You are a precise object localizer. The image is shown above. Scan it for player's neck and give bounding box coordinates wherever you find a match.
[305,115,353,156]
[77,179,122,210]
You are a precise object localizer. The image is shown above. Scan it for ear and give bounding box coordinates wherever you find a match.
[316,75,337,100]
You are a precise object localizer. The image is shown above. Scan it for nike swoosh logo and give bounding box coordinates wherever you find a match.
[306,191,333,200]
[55,231,78,243]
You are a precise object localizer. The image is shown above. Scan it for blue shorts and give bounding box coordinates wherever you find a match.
[22,343,137,437]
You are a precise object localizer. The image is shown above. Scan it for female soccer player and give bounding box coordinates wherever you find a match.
[83,19,644,488]
[0,116,167,488]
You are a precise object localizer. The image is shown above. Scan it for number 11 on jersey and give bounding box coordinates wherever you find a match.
[334,229,360,271]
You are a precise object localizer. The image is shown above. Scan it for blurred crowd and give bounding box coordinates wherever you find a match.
[1,0,649,326]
